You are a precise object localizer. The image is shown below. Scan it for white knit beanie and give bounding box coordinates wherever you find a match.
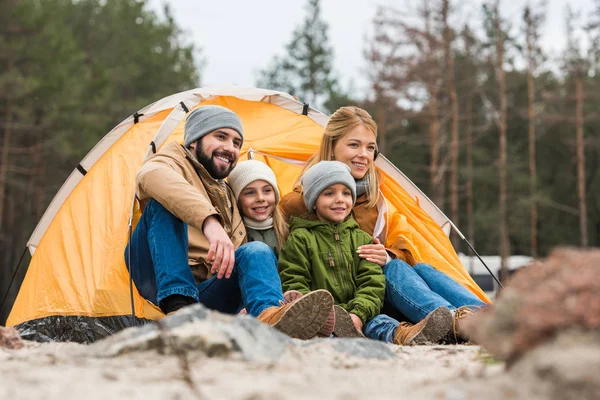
[228,160,280,202]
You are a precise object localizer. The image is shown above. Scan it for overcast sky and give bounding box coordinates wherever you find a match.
[149,0,595,95]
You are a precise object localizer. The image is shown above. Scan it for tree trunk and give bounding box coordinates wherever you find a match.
[442,0,460,249]
[495,1,510,281]
[376,93,387,154]
[33,141,45,219]
[525,9,538,257]
[575,75,588,247]
[464,29,475,274]
[424,1,441,207]
[0,96,13,234]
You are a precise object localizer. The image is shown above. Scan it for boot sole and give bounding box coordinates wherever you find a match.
[274,290,334,340]
[283,290,335,337]
[332,305,364,338]
[319,306,336,337]
[410,306,453,345]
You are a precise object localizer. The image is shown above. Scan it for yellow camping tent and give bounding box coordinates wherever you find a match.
[7,86,490,341]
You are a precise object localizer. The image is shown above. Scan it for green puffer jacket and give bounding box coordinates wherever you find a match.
[278,216,386,324]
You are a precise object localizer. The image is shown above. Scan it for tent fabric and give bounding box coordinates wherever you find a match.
[7,85,490,333]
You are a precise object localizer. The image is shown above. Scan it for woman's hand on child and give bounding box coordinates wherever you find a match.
[203,215,235,279]
[357,237,388,266]
[350,313,363,332]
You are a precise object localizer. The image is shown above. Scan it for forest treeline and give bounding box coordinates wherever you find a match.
[258,0,600,272]
[1,0,599,313]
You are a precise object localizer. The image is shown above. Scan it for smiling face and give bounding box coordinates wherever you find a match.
[237,180,277,222]
[314,183,353,223]
[332,124,377,180]
[191,128,242,179]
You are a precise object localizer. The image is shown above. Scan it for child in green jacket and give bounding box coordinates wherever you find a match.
[278,161,386,337]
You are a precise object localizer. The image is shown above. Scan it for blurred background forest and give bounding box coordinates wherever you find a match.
[1,0,599,315]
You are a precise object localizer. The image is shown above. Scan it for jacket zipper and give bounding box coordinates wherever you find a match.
[333,225,347,297]
[328,251,339,285]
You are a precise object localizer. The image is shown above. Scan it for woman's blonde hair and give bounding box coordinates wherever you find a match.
[296,106,381,209]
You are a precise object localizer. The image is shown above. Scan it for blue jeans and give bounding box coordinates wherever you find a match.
[383,260,487,323]
[363,314,399,343]
[125,199,283,316]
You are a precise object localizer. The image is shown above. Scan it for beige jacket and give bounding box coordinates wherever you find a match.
[136,141,246,283]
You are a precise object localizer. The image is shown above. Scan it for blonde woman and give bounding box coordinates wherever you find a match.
[280,106,487,343]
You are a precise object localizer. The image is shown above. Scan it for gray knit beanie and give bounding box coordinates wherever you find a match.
[228,160,281,203]
[183,105,244,148]
[301,161,357,212]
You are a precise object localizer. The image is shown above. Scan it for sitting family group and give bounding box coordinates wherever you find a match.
[126,104,487,345]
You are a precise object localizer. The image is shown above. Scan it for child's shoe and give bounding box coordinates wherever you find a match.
[258,289,334,340]
[393,306,453,345]
[332,305,364,338]
[283,290,336,337]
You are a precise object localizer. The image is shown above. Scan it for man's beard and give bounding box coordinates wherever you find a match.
[195,144,236,180]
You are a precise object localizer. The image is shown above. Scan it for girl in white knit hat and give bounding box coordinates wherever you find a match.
[228,160,288,258]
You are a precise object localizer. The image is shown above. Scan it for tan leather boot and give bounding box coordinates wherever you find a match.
[393,306,453,345]
[452,306,479,343]
[332,305,364,338]
[258,289,334,340]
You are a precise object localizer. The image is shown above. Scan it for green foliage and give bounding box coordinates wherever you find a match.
[366,3,600,256]
[0,0,200,318]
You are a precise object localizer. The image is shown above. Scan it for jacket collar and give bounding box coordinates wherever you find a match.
[289,214,360,233]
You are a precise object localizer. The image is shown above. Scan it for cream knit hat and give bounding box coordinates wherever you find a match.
[228,160,280,202]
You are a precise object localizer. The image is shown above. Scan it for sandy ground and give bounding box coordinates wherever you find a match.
[0,339,506,400]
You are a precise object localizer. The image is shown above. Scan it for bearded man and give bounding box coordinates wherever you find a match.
[125,106,332,339]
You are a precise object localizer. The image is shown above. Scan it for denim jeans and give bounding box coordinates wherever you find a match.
[363,314,399,343]
[125,199,283,317]
[383,260,487,323]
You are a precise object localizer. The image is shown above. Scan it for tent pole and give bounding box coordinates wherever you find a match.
[449,221,504,289]
[0,246,28,320]
[126,194,137,326]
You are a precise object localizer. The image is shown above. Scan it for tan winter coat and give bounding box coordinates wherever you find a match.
[136,141,246,283]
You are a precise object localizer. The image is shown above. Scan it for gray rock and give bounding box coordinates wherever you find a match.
[296,337,396,360]
[90,304,290,362]
[331,338,396,360]
[90,303,397,363]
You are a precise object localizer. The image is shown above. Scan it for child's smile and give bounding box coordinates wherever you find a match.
[314,184,353,223]
[238,180,276,222]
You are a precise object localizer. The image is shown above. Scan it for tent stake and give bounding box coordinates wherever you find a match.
[449,222,504,289]
[462,238,504,289]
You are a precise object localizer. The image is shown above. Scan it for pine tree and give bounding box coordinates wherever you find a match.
[256,0,348,111]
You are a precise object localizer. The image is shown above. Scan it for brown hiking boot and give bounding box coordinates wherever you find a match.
[283,290,336,337]
[258,289,334,340]
[452,306,479,343]
[393,306,453,345]
[332,305,364,338]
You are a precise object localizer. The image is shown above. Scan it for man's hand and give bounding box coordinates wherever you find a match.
[349,313,364,333]
[357,237,388,266]
[203,215,235,279]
